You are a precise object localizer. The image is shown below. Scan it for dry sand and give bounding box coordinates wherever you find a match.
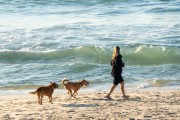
[0,90,179,120]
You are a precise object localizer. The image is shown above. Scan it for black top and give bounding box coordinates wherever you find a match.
[111,54,124,77]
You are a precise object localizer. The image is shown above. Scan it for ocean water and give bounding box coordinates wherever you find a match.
[0,0,180,94]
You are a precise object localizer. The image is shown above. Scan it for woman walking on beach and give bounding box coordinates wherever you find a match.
[106,46,129,99]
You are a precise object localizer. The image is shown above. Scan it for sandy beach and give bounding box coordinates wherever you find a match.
[0,90,179,120]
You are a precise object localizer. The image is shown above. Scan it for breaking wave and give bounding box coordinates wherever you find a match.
[0,45,179,65]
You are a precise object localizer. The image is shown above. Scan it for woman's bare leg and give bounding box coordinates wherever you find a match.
[106,84,117,98]
[120,82,129,98]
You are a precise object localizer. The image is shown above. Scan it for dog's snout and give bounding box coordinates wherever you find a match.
[86,82,89,86]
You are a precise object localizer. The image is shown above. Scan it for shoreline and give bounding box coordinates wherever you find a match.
[0,90,179,120]
[0,84,180,95]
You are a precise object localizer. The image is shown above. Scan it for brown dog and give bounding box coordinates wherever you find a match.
[61,78,89,98]
[29,82,59,105]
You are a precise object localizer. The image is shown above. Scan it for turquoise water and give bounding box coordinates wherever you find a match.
[0,0,180,93]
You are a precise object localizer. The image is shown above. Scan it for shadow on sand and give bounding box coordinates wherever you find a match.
[92,96,142,102]
[62,103,99,107]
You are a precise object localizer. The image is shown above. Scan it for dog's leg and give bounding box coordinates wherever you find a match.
[50,96,53,104]
[75,92,78,96]
[37,93,42,105]
[40,95,44,105]
[72,92,78,97]
[38,95,41,105]
[67,91,72,99]
[72,88,80,98]
[48,96,53,104]
[68,89,74,98]
[72,85,82,98]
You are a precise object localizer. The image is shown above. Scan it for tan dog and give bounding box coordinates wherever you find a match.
[29,82,59,105]
[61,78,89,98]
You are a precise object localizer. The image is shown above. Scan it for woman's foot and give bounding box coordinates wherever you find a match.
[123,95,130,98]
[105,95,112,99]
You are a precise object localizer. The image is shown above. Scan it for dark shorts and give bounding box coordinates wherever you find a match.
[113,75,124,85]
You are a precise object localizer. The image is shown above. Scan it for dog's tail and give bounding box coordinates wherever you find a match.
[29,91,37,94]
[62,78,69,85]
